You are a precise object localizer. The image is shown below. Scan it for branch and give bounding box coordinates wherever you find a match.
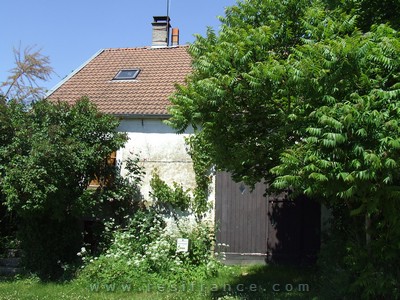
[2,44,53,102]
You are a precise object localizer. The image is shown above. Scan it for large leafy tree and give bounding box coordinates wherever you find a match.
[325,0,400,31]
[271,24,400,297]
[169,0,399,184]
[272,25,400,210]
[0,98,127,218]
[0,98,128,279]
[169,0,310,185]
[168,0,400,297]
[168,0,356,185]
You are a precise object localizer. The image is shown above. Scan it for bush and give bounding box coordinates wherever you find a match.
[18,214,83,281]
[0,98,128,280]
[78,155,144,256]
[78,207,220,288]
[77,167,219,288]
[317,204,400,299]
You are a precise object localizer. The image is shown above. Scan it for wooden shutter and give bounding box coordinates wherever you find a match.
[89,151,117,188]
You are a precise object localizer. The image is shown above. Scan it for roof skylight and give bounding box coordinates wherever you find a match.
[113,69,140,80]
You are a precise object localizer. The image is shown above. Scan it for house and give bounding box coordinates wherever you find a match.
[47,17,198,205]
[47,17,322,264]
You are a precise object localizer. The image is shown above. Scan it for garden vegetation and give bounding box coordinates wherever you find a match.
[168,0,400,298]
[0,97,128,280]
[1,1,400,299]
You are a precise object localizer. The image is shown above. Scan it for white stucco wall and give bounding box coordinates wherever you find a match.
[116,118,215,224]
[117,118,212,209]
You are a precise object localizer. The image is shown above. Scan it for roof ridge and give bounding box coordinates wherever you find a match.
[103,45,190,51]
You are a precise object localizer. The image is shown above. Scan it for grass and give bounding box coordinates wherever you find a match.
[0,264,319,299]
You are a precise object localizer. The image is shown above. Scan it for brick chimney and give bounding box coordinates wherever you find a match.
[152,16,171,47]
[171,28,179,46]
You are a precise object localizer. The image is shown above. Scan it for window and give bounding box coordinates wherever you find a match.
[89,151,117,188]
[113,69,140,80]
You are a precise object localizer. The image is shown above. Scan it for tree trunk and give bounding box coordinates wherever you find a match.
[365,213,371,252]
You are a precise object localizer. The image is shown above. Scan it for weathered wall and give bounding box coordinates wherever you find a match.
[117,118,198,204]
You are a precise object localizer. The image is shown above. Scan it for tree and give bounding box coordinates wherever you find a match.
[1,45,53,102]
[168,0,400,297]
[324,0,400,31]
[1,98,127,217]
[271,24,400,298]
[168,0,351,186]
[0,98,128,279]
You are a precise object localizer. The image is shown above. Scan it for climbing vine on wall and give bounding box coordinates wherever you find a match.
[185,134,214,221]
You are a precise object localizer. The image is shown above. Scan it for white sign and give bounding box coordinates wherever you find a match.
[176,238,189,253]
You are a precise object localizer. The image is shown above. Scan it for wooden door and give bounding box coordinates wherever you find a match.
[215,172,320,264]
[215,172,269,263]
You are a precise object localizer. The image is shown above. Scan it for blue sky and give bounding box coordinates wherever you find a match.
[1,0,237,92]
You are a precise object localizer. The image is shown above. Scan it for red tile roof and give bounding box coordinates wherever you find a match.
[47,46,192,116]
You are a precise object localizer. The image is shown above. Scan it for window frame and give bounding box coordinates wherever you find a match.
[112,69,140,81]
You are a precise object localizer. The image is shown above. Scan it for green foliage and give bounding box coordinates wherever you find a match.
[78,171,218,288]
[271,23,400,224]
[0,97,128,280]
[317,202,400,299]
[78,155,144,255]
[84,155,143,219]
[169,0,400,186]
[18,214,83,281]
[168,0,347,186]
[270,22,400,299]
[0,98,127,219]
[150,168,211,221]
[78,208,220,288]
[168,0,400,298]
[185,135,214,220]
[150,171,192,213]
[324,0,400,32]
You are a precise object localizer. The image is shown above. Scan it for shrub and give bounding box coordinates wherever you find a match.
[18,214,83,280]
[77,168,220,288]
[0,98,128,280]
[78,155,144,255]
[78,209,220,287]
[149,171,192,214]
[317,203,400,299]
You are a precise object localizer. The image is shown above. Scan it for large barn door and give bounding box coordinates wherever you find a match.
[215,172,269,263]
[215,172,320,264]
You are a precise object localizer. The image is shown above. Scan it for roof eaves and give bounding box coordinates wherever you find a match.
[113,113,171,119]
[45,49,105,98]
